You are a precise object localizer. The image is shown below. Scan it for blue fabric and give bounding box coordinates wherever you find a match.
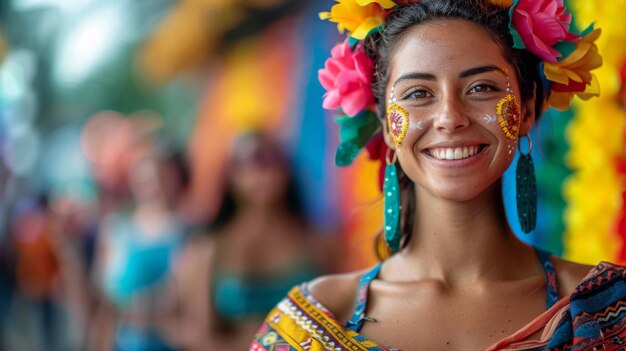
[291,0,342,230]
[102,214,184,309]
[114,323,175,351]
[545,263,626,350]
[213,264,317,322]
[535,248,560,308]
[346,263,382,332]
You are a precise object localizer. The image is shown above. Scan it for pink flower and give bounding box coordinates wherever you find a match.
[318,40,375,117]
[511,0,579,62]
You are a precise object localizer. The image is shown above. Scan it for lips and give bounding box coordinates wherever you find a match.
[424,144,488,161]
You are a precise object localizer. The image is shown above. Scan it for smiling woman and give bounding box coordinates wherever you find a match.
[250,1,624,350]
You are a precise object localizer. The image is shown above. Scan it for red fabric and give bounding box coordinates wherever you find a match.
[365,133,389,192]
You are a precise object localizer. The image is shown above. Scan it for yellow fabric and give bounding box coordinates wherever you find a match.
[563,0,626,265]
[257,286,387,350]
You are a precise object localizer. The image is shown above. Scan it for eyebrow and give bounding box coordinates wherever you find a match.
[393,72,437,86]
[392,65,506,86]
[459,65,506,78]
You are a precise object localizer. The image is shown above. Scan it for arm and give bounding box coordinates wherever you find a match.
[167,235,221,350]
[87,219,118,351]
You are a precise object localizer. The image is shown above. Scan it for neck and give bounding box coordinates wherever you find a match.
[397,182,537,285]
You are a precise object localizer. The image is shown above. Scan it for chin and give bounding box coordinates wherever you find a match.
[431,187,485,202]
[423,177,501,203]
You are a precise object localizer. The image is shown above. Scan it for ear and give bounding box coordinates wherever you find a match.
[518,84,537,136]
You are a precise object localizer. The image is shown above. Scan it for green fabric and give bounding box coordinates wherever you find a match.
[348,25,383,47]
[334,111,379,166]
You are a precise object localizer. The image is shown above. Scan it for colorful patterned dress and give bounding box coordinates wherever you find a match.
[250,252,626,350]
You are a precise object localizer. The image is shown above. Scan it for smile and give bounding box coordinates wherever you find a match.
[425,145,488,160]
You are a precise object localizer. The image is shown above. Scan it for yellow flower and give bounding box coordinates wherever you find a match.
[544,28,603,110]
[319,0,396,40]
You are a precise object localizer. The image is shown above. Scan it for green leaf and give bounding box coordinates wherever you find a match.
[508,0,526,50]
[554,42,575,61]
[335,141,362,167]
[333,110,380,166]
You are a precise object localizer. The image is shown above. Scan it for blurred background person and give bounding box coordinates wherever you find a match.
[7,196,65,350]
[89,148,191,351]
[174,132,337,350]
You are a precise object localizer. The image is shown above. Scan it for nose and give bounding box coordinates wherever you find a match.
[433,94,470,133]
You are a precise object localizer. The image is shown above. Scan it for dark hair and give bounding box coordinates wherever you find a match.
[207,132,305,231]
[365,0,545,257]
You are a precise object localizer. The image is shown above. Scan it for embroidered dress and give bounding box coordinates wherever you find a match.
[250,258,626,350]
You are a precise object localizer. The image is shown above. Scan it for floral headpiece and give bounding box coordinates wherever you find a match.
[318,0,603,180]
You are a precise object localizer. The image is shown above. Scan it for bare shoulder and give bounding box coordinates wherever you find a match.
[551,256,596,293]
[177,234,215,272]
[307,269,367,322]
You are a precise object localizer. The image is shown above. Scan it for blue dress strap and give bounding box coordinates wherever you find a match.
[535,248,560,309]
[346,263,382,332]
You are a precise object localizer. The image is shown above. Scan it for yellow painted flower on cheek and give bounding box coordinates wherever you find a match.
[544,28,603,110]
[319,0,396,40]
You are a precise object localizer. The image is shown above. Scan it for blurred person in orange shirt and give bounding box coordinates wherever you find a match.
[8,195,68,350]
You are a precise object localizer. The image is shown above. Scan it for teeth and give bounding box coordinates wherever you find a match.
[454,148,462,159]
[429,146,482,160]
[446,148,454,159]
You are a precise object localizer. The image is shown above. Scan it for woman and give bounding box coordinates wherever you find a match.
[175,133,335,350]
[251,0,625,350]
[91,150,190,351]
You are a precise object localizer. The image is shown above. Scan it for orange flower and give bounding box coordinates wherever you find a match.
[544,28,603,110]
[319,0,396,40]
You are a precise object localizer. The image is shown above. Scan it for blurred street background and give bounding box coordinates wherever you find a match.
[0,0,625,350]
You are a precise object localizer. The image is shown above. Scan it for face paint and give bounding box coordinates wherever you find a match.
[497,94,521,140]
[388,86,398,105]
[410,121,424,131]
[483,114,497,124]
[387,86,409,146]
[387,103,409,146]
[496,69,521,141]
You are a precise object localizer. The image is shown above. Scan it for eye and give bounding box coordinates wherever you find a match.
[467,83,499,94]
[401,88,434,100]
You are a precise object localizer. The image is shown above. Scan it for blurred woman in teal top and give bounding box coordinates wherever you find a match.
[91,150,190,351]
[175,133,336,350]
